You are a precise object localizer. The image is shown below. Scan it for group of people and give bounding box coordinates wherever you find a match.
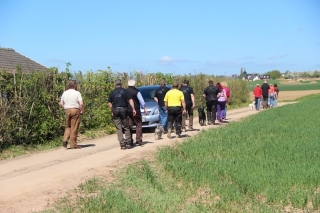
[253,79,280,110]
[59,79,230,150]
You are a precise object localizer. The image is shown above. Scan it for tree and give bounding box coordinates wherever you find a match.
[267,70,282,80]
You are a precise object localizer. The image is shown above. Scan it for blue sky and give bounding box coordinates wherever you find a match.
[1,0,319,76]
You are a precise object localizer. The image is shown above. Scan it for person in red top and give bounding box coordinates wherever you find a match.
[253,84,262,110]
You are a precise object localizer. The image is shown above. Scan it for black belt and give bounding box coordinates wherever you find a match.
[168,106,181,108]
[115,107,127,108]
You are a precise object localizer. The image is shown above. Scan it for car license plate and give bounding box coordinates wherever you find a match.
[142,117,146,122]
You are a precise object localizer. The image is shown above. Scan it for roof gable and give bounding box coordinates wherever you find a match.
[0,48,48,73]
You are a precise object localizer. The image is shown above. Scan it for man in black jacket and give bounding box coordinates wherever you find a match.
[127,79,147,146]
[108,80,136,149]
[261,79,270,108]
[202,80,220,125]
[180,79,195,131]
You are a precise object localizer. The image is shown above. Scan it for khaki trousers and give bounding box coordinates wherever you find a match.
[182,107,193,128]
[63,108,81,148]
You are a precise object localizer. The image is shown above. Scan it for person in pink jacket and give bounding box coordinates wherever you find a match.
[216,83,227,123]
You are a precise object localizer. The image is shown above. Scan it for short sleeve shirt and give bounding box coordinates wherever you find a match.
[203,86,219,102]
[179,86,194,107]
[154,86,170,107]
[60,89,83,109]
[164,89,184,107]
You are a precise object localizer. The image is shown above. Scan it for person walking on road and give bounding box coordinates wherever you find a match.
[202,80,220,125]
[216,82,227,123]
[253,84,262,110]
[164,82,186,139]
[261,79,270,109]
[108,79,136,150]
[60,80,85,149]
[127,79,147,146]
[179,79,195,131]
[154,80,170,133]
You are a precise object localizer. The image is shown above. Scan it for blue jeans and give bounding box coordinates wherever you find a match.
[159,106,168,131]
[223,104,227,118]
[269,94,275,107]
[255,97,261,110]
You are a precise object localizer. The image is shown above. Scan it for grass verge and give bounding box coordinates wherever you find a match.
[41,94,320,212]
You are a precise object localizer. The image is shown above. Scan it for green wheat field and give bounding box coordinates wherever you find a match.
[43,94,320,213]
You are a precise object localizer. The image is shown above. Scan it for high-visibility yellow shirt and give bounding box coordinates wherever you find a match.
[164,89,184,107]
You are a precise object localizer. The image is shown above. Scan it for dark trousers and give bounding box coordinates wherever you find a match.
[182,106,193,128]
[262,95,268,108]
[63,108,81,148]
[206,100,217,123]
[167,107,182,134]
[113,107,131,146]
[128,113,143,143]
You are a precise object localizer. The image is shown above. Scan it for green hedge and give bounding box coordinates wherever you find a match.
[0,68,249,151]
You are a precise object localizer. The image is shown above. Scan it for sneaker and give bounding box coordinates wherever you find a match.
[62,141,68,148]
[126,144,132,149]
[182,127,186,132]
[189,127,194,131]
[121,146,126,150]
[207,121,212,125]
[177,133,181,138]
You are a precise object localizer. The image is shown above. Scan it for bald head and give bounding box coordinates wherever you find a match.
[128,79,136,86]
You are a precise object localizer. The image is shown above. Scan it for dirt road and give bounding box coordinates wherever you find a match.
[0,102,296,213]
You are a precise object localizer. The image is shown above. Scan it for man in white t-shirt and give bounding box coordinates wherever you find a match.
[60,80,84,149]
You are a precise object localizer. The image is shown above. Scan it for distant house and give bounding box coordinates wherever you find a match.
[231,74,238,78]
[244,74,260,81]
[259,75,270,80]
[0,48,48,73]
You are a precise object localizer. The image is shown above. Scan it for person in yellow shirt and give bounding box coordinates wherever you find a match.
[164,82,186,138]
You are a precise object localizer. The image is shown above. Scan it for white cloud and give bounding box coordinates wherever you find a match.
[158,56,179,65]
[267,54,288,59]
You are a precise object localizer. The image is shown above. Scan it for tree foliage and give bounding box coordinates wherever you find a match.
[267,70,282,80]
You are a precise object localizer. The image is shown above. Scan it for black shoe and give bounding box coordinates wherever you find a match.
[62,141,68,148]
[177,133,181,138]
[121,146,127,150]
[136,141,143,146]
[126,144,132,149]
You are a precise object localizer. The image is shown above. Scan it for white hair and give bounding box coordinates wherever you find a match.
[128,79,136,86]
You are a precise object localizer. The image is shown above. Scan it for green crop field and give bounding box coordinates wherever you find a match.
[43,94,320,213]
[246,80,320,91]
